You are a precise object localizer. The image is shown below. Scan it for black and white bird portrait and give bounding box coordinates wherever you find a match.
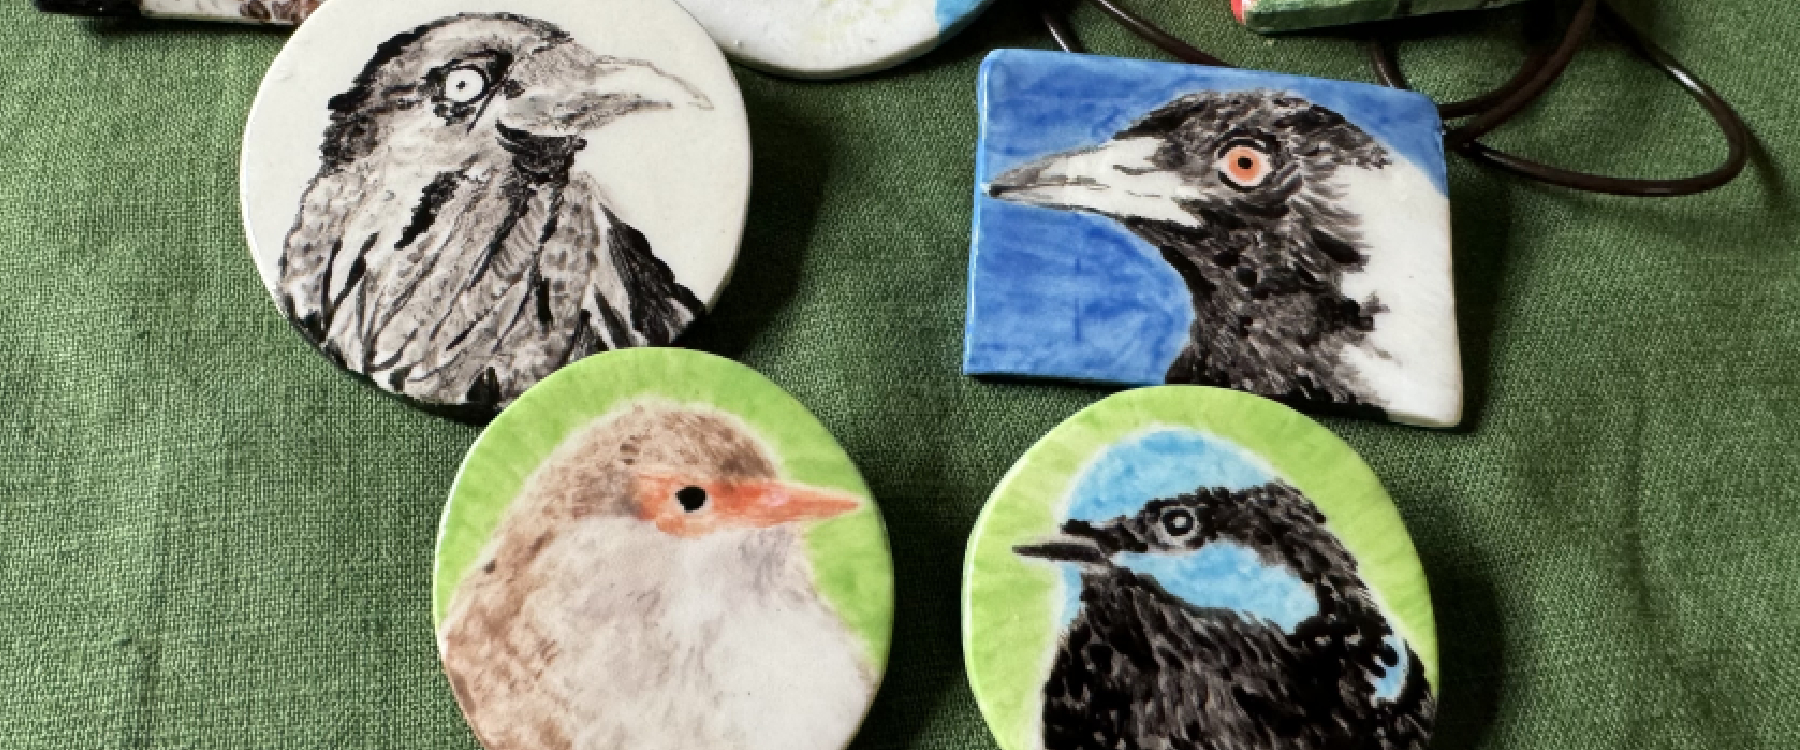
[1014,480,1435,750]
[987,88,1459,427]
[274,13,713,412]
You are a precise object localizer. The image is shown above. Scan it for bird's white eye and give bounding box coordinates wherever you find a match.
[1216,143,1273,189]
[1161,508,1196,538]
[443,66,489,104]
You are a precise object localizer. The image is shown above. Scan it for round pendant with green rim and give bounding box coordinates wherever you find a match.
[963,386,1436,750]
[435,347,892,750]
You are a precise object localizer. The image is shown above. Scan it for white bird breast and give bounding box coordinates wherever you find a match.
[502,518,875,750]
[1328,157,1463,428]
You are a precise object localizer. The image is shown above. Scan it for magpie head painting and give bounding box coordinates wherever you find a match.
[277,13,712,414]
[1013,473,1434,750]
[985,88,1456,423]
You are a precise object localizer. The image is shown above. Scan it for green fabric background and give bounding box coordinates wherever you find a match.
[1,0,1795,747]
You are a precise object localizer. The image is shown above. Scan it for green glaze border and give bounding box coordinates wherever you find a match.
[961,386,1437,750]
[433,348,894,672]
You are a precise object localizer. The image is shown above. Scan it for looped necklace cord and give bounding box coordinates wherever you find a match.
[1038,0,1750,197]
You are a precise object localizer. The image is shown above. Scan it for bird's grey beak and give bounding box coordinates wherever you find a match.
[987,137,1200,228]
[501,44,712,135]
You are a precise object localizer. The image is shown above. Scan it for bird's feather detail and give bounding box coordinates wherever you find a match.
[440,402,875,750]
[276,14,708,413]
[1025,481,1434,750]
[987,89,1461,424]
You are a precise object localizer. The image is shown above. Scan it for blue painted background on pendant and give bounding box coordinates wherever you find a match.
[1047,427,1410,699]
[935,0,988,34]
[963,49,1447,385]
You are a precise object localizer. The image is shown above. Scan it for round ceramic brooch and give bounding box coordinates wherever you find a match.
[963,387,1437,750]
[434,348,893,750]
[240,0,749,418]
[676,0,992,78]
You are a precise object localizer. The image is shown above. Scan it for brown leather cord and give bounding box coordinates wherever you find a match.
[1038,0,1750,197]
[1041,0,1085,56]
[1040,0,1572,121]
[1429,47,1551,120]
[1377,2,1750,196]
[1084,0,1231,66]
[1425,5,1556,120]
[1437,0,1597,148]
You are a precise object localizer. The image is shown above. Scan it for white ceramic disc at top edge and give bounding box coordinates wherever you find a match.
[240,0,750,311]
[677,0,993,78]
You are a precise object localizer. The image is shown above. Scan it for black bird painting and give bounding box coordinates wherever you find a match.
[1015,481,1435,750]
[277,13,710,411]
[986,88,1459,427]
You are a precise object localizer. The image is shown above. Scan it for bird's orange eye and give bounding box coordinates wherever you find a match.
[1217,144,1271,188]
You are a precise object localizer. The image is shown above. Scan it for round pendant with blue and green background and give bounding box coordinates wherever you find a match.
[963,386,1436,750]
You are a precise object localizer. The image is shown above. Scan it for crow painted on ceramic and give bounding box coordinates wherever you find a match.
[988,91,1441,411]
[278,14,708,411]
[1015,481,1434,750]
[439,402,874,750]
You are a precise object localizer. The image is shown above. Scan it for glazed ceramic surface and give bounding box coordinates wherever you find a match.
[1234,0,1530,33]
[676,0,990,78]
[145,0,989,74]
[966,50,1461,427]
[963,386,1436,750]
[436,348,893,750]
[241,0,749,417]
[140,0,318,23]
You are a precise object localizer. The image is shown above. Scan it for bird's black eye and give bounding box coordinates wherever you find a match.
[676,486,708,513]
[443,65,489,104]
[1162,508,1196,537]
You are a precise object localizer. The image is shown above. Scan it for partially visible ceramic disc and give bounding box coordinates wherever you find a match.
[963,386,1437,750]
[241,0,749,418]
[678,0,993,77]
[435,348,893,750]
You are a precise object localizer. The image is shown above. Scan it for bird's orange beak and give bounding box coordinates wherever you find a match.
[634,473,861,537]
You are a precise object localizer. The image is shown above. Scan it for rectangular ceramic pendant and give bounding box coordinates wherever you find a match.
[965,50,1462,428]
[1233,0,1530,33]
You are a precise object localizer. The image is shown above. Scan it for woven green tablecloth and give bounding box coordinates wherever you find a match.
[2,0,1795,747]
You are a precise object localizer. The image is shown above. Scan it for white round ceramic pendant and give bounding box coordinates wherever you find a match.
[241,0,749,417]
[435,348,893,750]
[678,0,991,77]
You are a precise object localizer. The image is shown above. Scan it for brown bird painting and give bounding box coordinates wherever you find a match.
[438,400,876,750]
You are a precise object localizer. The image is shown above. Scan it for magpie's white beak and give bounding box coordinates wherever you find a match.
[987,137,1201,227]
[501,45,712,135]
